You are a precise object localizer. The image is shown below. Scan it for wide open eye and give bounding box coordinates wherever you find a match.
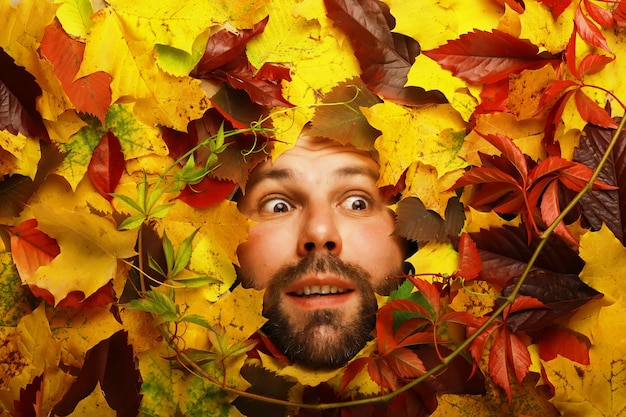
[341,195,369,211]
[262,198,294,213]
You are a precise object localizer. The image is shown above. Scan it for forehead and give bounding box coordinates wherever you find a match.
[248,136,379,184]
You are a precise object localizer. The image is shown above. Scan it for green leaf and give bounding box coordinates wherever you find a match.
[180,314,213,330]
[127,291,178,324]
[150,203,173,219]
[112,193,144,215]
[172,275,221,288]
[172,229,199,277]
[118,214,147,230]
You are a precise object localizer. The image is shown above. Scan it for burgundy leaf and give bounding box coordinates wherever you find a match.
[423,29,560,84]
[88,132,125,200]
[52,331,141,417]
[214,56,292,108]
[324,0,446,105]
[193,17,269,75]
[574,122,626,242]
[501,270,602,332]
[13,374,42,417]
[0,47,48,140]
[469,225,584,288]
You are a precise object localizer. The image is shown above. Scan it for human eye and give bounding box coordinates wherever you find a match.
[340,195,370,211]
[261,197,294,214]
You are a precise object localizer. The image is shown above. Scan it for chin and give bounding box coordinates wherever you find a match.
[262,306,376,369]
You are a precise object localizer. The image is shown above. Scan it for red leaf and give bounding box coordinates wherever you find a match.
[614,0,626,27]
[384,347,426,378]
[480,133,529,179]
[537,0,573,19]
[574,89,618,128]
[529,156,574,182]
[577,54,614,77]
[583,0,615,28]
[538,325,590,364]
[40,19,112,124]
[474,79,509,114]
[88,132,125,201]
[324,0,446,105]
[340,357,369,393]
[565,29,579,79]
[215,57,292,108]
[575,5,612,53]
[178,177,237,208]
[537,79,578,114]
[505,295,548,316]
[559,162,617,191]
[488,326,531,403]
[367,358,399,392]
[405,277,441,318]
[6,219,59,282]
[423,29,559,84]
[30,282,115,309]
[451,167,521,189]
[396,330,435,349]
[454,233,482,280]
[541,181,577,244]
[193,17,269,75]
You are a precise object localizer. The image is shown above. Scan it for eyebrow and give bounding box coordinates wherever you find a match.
[246,166,380,190]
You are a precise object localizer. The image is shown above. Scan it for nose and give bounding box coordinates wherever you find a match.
[297,204,342,257]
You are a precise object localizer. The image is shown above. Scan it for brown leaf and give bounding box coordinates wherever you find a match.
[324,0,446,105]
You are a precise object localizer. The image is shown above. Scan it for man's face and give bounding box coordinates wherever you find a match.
[236,136,405,368]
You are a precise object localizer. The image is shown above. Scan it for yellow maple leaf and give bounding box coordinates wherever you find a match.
[407,242,459,277]
[363,102,467,189]
[49,307,124,369]
[77,7,151,103]
[459,112,547,167]
[66,382,116,417]
[519,0,576,54]
[106,103,169,158]
[28,205,137,305]
[0,0,71,123]
[461,207,520,233]
[539,226,626,416]
[404,162,463,217]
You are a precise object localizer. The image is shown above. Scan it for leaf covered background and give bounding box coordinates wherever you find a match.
[1,0,625,416]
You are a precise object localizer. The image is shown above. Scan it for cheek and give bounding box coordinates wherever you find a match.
[237,224,292,289]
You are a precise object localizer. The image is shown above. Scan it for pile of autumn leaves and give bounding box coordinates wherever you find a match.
[1,0,626,416]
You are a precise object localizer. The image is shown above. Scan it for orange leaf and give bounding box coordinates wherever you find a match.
[40,19,112,124]
[454,233,482,280]
[384,347,426,379]
[538,325,590,365]
[6,219,60,282]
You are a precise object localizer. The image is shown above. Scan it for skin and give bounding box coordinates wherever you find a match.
[236,136,406,368]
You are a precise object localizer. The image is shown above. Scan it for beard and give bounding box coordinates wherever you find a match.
[259,255,400,369]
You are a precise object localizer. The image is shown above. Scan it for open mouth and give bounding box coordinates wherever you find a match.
[291,285,353,297]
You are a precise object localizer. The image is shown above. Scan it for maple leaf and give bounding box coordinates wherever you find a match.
[87,132,125,201]
[40,19,112,124]
[423,29,560,85]
[26,205,137,305]
[538,0,573,20]
[0,47,48,141]
[324,0,446,106]
[307,76,382,152]
[52,330,141,417]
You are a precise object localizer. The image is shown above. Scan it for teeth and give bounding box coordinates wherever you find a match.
[295,285,347,296]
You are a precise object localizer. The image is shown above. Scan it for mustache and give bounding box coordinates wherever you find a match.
[266,254,373,293]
